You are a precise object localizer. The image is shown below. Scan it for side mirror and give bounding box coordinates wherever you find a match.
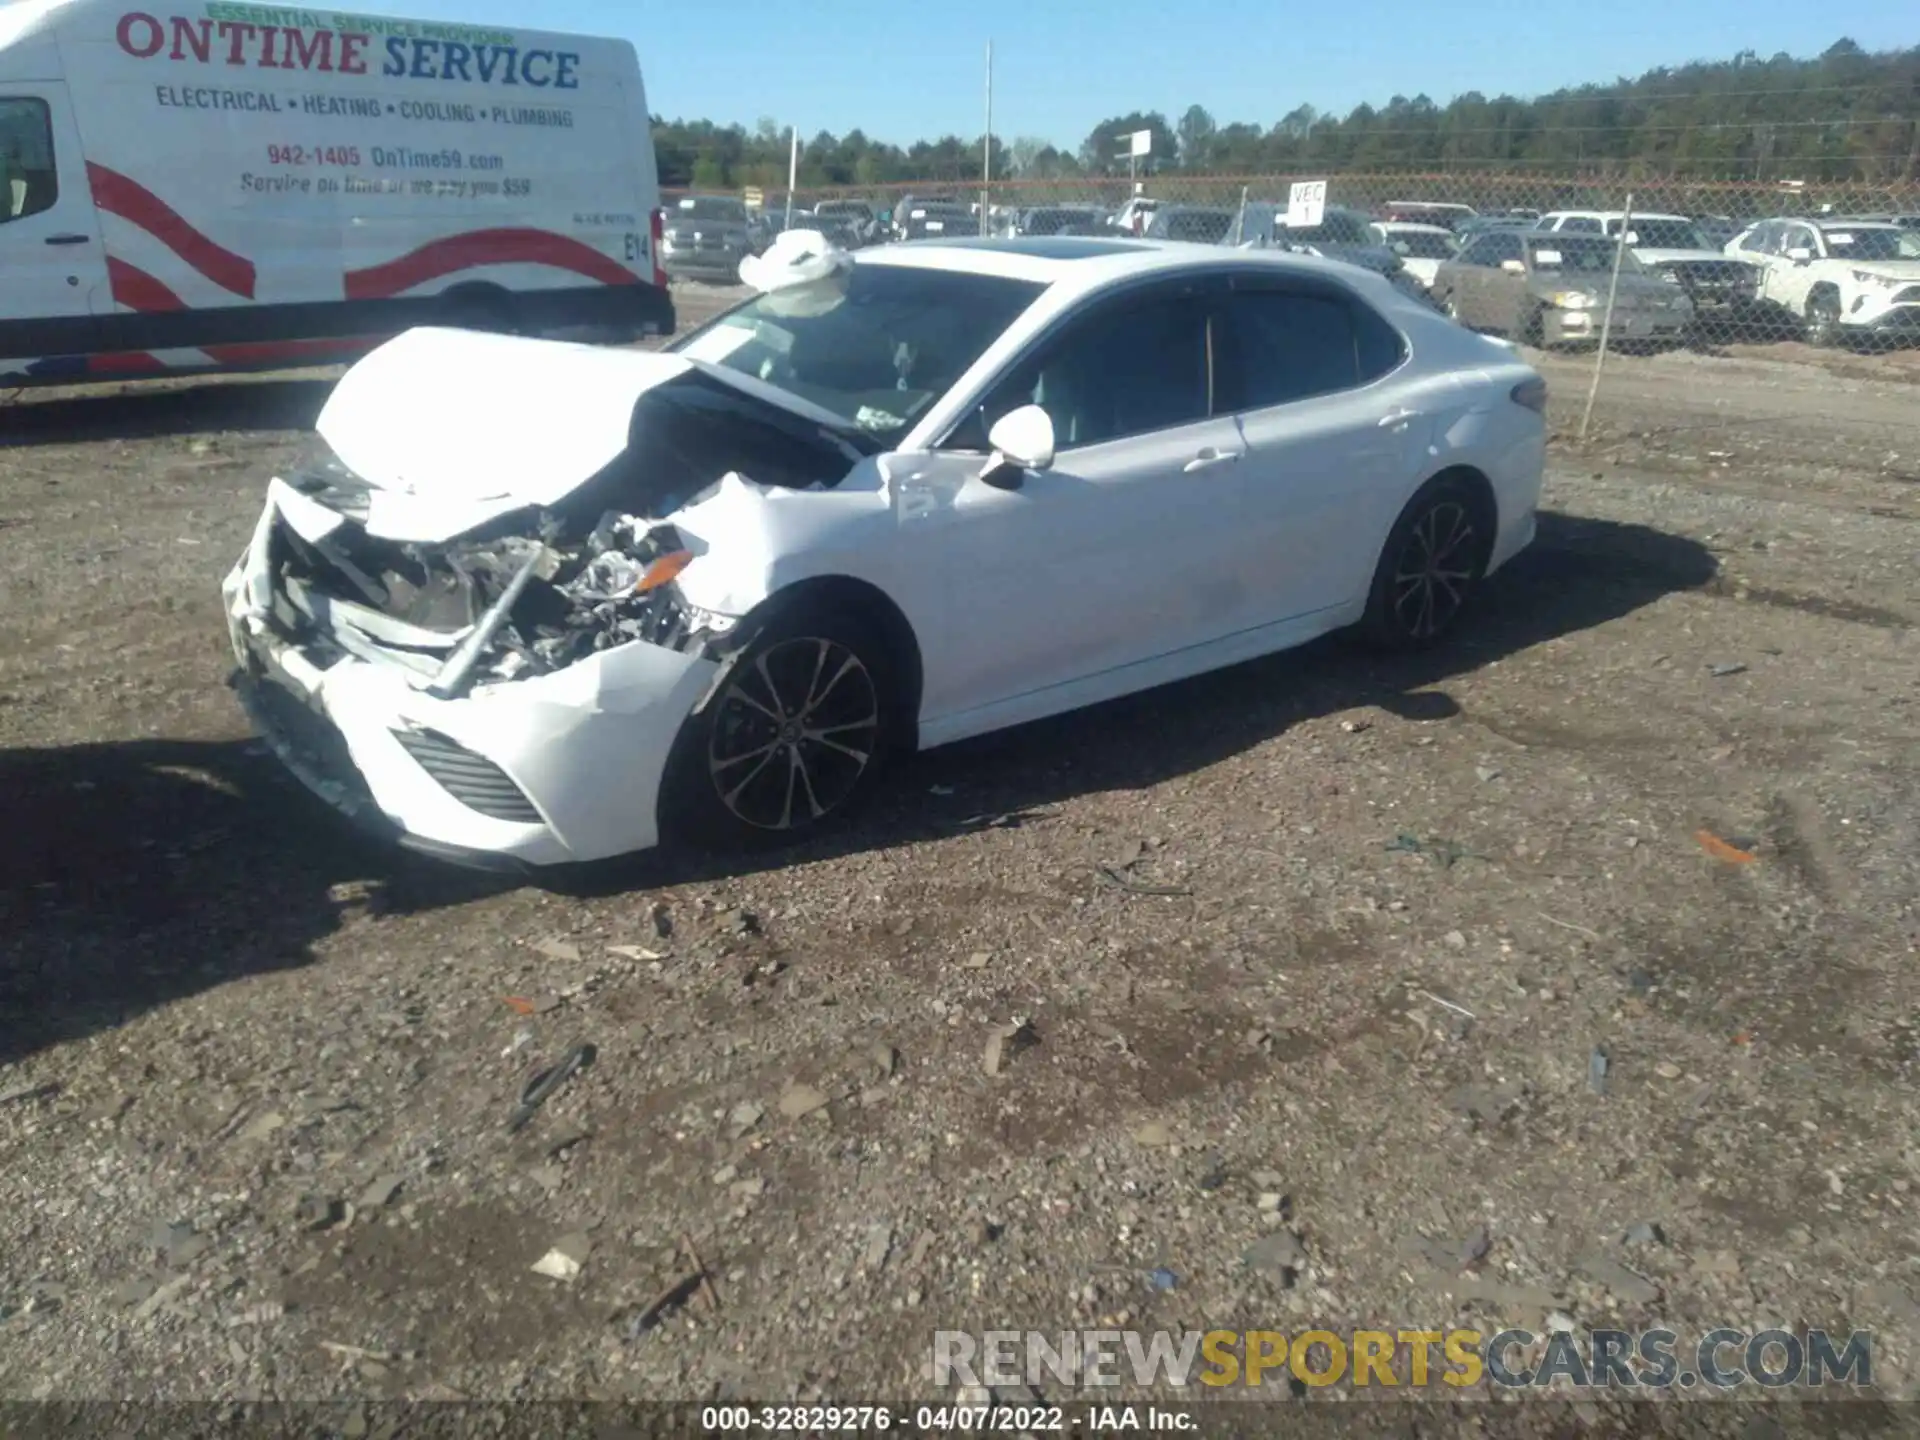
[1786,246,1813,263]
[1500,258,1526,275]
[980,404,1055,488]
[1392,241,1410,255]
[1623,231,1641,245]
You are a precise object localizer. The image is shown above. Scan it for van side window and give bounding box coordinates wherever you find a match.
[0,98,57,224]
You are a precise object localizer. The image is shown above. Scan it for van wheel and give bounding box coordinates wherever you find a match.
[442,291,521,336]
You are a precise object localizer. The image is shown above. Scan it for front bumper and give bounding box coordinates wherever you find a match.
[1846,298,1920,332]
[662,248,747,281]
[222,506,721,868]
[1544,306,1690,344]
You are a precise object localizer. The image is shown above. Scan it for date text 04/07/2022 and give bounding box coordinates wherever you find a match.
[697,1405,1197,1432]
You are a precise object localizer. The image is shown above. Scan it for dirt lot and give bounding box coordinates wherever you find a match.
[3,284,1920,1420]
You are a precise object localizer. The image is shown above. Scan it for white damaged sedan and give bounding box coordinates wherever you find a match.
[223,235,1547,870]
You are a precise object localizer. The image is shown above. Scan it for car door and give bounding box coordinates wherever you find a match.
[0,86,107,367]
[1217,274,1432,629]
[1732,221,1782,299]
[1443,235,1499,325]
[1479,232,1531,334]
[1770,223,1821,312]
[896,275,1249,722]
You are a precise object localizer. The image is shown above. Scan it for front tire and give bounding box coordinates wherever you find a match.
[1358,477,1491,651]
[1804,291,1843,348]
[658,600,903,853]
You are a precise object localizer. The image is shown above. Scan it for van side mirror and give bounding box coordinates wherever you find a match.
[979,405,1055,488]
[1786,246,1813,263]
[1500,258,1526,275]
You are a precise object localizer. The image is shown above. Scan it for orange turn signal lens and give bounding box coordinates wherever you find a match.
[635,549,694,593]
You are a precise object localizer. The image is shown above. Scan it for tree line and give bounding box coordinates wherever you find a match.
[652,39,1919,192]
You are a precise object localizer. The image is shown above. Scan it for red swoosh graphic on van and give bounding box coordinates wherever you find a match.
[344,228,638,300]
[107,256,188,312]
[88,164,257,300]
[106,258,374,367]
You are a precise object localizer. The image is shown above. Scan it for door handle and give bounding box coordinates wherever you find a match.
[1183,447,1241,473]
[44,234,90,246]
[1378,408,1422,430]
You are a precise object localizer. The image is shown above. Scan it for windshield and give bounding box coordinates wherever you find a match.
[1389,230,1458,259]
[1156,209,1235,243]
[1527,235,1642,274]
[677,197,745,222]
[665,262,1046,446]
[1821,227,1916,261]
[1607,217,1706,249]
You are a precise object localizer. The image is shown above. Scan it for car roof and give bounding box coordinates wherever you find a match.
[855,237,1393,290]
[1547,210,1690,222]
[1375,221,1453,234]
[1812,219,1901,231]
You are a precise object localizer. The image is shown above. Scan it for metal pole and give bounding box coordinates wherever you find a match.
[785,128,798,228]
[1579,191,1631,442]
[982,40,992,236]
[1231,183,1249,245]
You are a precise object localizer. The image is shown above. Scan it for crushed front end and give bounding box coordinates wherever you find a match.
[222,456,729,869]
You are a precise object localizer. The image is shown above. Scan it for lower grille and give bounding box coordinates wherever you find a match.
[391,727,542,824]
[236,669,377,814]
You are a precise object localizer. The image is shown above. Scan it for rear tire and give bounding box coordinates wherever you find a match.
[442,290,521,336]
[1357,476,1492,651]
[658,600,904,854]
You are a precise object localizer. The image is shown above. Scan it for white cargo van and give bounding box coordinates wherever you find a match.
[0,0,671,384]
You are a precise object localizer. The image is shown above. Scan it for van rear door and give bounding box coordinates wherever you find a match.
[0,84,107,361]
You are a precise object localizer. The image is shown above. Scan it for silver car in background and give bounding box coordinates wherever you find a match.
[661,195,754,283]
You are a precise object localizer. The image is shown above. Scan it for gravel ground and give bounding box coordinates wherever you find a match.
[3,283,1919,1419]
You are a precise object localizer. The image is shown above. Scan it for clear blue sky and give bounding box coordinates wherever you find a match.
[389,0,1912,150]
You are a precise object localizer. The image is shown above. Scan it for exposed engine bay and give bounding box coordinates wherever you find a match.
[269,500,709,694]
[256,368,867,698]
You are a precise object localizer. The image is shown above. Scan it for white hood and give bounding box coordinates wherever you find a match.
[312,327,861,543]
[1633,247,1748,267]
[1846,260,1920,281]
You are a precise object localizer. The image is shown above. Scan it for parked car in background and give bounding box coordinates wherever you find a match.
[1013,205,1110,238]
[812,199,883,245]
[1431,229,1693,347]
[1369,222,1459,288]
[1233,205,1402,272]
[897,201,977,241]
[1456,215,1537,242]
[223,238,1546,867]
[1841,212,1920,233]
[1535,211,1760,333]
[1144,206,1238,245]
[1382,201,1477,230]
[1110,197,1161,236]
[1692,215,1742,248]
[1724,218,1920,346]
[662,195,755,283]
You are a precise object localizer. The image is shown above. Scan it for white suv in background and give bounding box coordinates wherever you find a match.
[1535,211,1760,331]
[1724,218,1920,346]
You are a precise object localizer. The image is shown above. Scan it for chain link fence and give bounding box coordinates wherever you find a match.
[769,171,1919,356]
[695,169,1916,493]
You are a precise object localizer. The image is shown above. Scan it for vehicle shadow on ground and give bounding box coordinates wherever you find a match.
[0,511,1713,1065]
[0,738,507,1068]
[0,377,334,447]
[566,509,1718,895]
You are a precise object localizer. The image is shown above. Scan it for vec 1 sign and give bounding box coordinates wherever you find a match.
[1286,179,1328,227]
